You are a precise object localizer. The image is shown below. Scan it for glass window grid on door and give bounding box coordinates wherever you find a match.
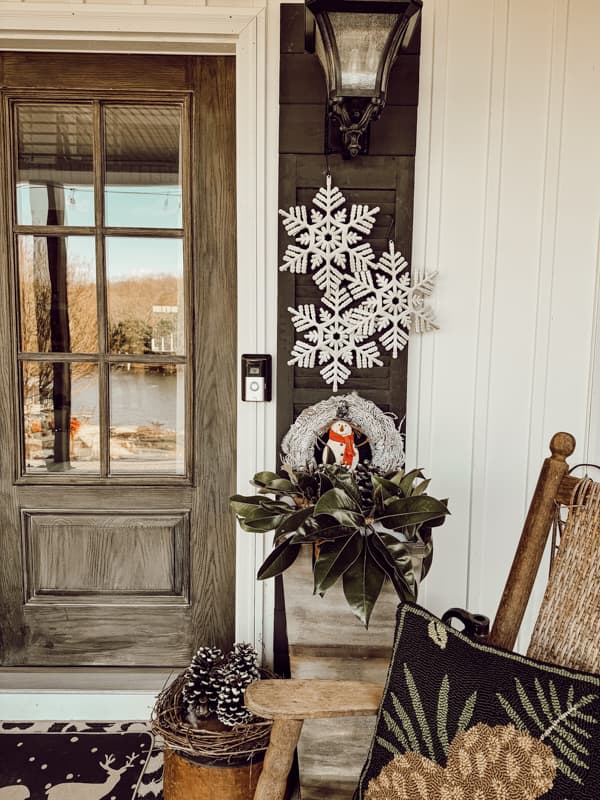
[8,97,190,480]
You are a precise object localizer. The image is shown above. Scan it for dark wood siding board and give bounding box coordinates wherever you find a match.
[281,5,308,54]
[277,3,420,449]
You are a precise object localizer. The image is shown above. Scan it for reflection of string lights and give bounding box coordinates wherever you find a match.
[20,181,181,199]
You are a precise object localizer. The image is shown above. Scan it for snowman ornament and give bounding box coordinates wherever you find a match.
[322,419,359,470]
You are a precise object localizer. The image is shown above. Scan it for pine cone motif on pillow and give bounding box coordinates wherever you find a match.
[445,723,557,800]
[365,724,556,800]
[364,752,445,800]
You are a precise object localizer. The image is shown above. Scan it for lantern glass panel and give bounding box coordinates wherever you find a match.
[327,11,399,95]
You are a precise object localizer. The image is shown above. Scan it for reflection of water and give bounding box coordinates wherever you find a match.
[111,369,179,429]
[76,369,180,429]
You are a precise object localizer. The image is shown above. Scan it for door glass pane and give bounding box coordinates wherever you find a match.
[15,103,94,227]
[18,235,97,353]
[104,105,182,229]
[106,237,184,355]
[109,364,185,475]
[23,361,100,474]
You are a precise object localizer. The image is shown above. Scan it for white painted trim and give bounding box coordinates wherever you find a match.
[0,3,277,667]
[0,692,158,721]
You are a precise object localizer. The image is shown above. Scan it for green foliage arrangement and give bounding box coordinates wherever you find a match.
[230,462,449,627]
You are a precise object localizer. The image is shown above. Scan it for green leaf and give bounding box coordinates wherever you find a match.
[368,533,416,601]
[342,543,386,627]
[378,496,450,530]
[257,539,301,580]
[274,506,314,535]
[371,530,418,598]
[399,468,425,496]
[313,534,362,593]
[229,494,268,517]
[411,478,431,496]
[289,523,350,544]
[314,488,364,528]
[252,471,281,486]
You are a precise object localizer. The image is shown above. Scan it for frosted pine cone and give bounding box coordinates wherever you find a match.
[216,675,254,727]
[227,643,260,683]
[182,646,224,718]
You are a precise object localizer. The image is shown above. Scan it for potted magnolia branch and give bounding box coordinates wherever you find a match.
[231,461,449,627]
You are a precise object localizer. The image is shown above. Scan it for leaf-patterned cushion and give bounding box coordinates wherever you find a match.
[356,603,600,799]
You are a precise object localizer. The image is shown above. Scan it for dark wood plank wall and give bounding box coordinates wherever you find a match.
[275,6,420,676]
[277,4,420,450]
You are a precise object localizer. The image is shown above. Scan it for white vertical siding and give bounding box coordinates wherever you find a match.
[410,0,600,646]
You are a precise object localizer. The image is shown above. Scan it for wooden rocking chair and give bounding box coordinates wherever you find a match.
[246,432,600,800]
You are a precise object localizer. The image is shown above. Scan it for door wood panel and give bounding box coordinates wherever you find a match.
[23,511,189,601]
[0,53,237,666]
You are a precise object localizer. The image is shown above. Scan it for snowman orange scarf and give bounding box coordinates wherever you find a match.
[328,428,357,467]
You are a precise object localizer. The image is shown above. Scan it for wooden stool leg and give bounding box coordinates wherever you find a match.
[253,718,303,800]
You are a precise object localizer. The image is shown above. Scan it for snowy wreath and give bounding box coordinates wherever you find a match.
[280,393,405,473]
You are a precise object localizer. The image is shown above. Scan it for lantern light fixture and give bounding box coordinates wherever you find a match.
[305,0,422,158]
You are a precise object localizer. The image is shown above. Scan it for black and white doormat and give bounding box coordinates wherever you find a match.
[0,722,162,800]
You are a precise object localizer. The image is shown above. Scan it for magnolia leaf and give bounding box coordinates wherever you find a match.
[411,478,431,496]
[230,495,268,517]
[399,468,425,496]
[240,512,292,533]
[342,543,386,628]
[290,523,350,544]
[313,534,362,593]
[378,496,449,530]
[275,506,314,535]
[428,619,448,650]
[252,471,281,485]
[257,539,301,580]
[387,469,406,487]
[369,533,416,601]
[314,488,364,528]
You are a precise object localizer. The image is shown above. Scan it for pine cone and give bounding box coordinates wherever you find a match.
[216,675,254,727]
[182,646,224,718]
[226,643,260,684]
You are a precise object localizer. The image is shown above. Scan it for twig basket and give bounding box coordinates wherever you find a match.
[151,671,273,767]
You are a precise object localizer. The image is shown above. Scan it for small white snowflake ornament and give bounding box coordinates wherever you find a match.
[280,176,439,390]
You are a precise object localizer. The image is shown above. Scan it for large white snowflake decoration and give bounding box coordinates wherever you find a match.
[280,175,379,295]
[280,177,438,391]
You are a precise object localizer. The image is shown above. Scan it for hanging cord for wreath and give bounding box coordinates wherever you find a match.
[549,462,600,573]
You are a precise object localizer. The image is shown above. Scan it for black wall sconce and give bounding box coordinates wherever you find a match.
[306,0,422,158]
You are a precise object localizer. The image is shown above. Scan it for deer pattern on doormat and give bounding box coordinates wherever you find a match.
[0,722,162,800]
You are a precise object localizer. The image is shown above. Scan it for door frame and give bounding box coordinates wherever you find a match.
[0,2,279,664]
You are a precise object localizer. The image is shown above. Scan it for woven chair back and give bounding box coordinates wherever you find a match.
[527,477,600,673]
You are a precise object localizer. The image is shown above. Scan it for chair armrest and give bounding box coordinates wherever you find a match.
[246,679,383,720]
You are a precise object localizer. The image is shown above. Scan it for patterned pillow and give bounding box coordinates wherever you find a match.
[356,603,600,799]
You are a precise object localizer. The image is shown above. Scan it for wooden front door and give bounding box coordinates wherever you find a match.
[0,53,237,666]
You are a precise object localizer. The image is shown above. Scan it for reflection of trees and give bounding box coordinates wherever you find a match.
[108,275,179,354]
[19,237,98,356]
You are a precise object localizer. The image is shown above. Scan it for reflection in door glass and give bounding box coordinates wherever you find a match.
[22,361,100,474]
[15,103,94,227]
[104,105,182,229]
[109,364,185,475]
[106,237,184,355]
[18,235,97,354]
